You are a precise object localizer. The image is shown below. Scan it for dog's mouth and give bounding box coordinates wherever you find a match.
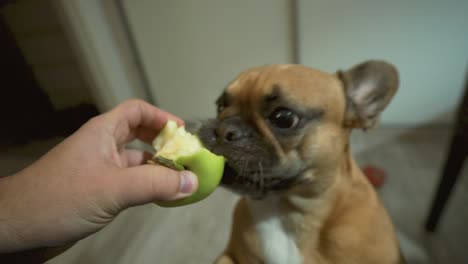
[220,162,301,198]
[220,163,239,185]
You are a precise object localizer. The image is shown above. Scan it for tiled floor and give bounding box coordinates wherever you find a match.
[1,128,467,264]
[352,128,468,264]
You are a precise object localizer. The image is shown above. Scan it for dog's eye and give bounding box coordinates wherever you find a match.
[268,108,300,129]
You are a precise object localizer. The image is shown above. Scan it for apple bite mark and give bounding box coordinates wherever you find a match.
[149,120,225,207]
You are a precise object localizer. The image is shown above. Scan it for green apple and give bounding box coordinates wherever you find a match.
[149,120,225,207]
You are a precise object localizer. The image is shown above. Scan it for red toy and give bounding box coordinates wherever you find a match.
[362,166,386,188]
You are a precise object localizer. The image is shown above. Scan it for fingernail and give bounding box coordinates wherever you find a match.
[179,171,198,194]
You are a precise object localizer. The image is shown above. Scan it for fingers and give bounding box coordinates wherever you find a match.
[109,99,184,146]
[121,149,153,167]
[116,165,198,207]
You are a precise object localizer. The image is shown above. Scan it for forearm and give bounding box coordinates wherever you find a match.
[0,175,24,253]
[0,168,76,253]
[0,220,22,254]
[0,175,73,261]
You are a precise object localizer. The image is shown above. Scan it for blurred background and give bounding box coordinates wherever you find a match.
[0,0,467,263]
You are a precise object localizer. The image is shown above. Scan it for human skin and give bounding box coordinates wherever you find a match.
[0,99,198,253]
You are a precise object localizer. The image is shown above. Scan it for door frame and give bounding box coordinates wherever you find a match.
[53,0,151,111]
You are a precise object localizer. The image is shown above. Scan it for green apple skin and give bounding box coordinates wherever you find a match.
[155,148,225,207]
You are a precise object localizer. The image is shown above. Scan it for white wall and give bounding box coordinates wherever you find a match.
[123,0,293,119]
[298,0,468,126]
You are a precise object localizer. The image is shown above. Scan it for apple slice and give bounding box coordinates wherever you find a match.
[149,120,225,207]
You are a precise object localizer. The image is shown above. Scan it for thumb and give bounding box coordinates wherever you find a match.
[117,165,198,207]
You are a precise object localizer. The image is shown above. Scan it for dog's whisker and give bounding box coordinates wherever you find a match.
[253,165,260,190]
[241,159,249,178]
[258,162,264,192]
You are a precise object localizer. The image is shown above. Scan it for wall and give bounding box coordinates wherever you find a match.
[2,0,94,110]
[298,0,468,126]
[123,0,294,119]
[9,0,464,126]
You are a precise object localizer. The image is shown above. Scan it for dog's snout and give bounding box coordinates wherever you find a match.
[216,123,243,142]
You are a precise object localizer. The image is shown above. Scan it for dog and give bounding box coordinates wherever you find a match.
[197,60,405,264]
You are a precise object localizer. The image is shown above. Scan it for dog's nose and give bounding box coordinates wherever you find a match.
[216,123,243,142]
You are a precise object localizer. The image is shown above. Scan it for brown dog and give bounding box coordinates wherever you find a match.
[198,61,405,264]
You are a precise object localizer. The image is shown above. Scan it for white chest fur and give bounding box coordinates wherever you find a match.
[247,197,303,264]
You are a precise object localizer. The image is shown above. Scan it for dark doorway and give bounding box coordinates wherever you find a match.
[0,9,99,147]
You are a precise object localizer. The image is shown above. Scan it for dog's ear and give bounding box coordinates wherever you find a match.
[337,60,399,129]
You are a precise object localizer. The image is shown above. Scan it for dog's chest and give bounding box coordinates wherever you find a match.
[247,197,303,264]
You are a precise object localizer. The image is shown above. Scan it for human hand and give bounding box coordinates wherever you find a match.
[0,100,198,253]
